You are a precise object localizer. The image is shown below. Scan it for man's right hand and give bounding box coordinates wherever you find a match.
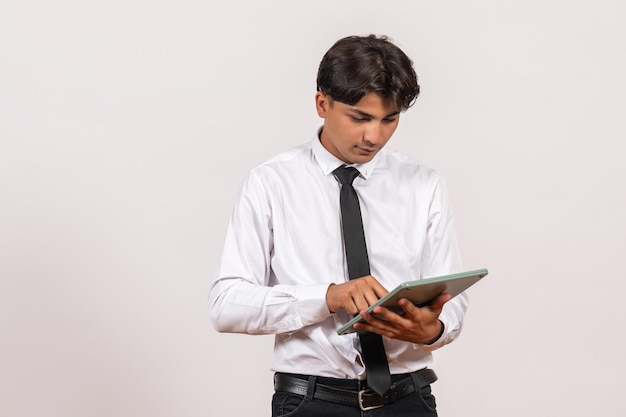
[325,276,388,315]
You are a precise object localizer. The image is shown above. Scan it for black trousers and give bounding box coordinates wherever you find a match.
[271,372,438,417]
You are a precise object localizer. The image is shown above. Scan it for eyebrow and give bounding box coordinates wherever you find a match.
[348,108,400,119]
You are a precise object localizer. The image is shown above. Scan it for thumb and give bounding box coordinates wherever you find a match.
[428,293,451,315]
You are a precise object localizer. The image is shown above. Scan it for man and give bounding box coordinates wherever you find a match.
[209,35,466,416]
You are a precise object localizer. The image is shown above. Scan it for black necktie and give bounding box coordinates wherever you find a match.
[333,165,391,396]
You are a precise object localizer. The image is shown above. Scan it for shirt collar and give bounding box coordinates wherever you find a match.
[311,129,381,180]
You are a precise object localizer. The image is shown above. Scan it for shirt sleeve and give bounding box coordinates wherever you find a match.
[415,174,468,351]
[208,171,332,334]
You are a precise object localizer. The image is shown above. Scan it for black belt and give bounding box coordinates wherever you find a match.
[274,368,437,411]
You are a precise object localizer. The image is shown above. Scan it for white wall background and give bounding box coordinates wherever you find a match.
[1,1,625,416]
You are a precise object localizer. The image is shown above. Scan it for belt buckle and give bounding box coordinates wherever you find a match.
[358,388,385,411]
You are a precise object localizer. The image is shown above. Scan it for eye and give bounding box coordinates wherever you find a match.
[383,118,397,124]
[350,116,367,122]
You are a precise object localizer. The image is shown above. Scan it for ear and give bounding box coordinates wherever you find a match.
[315,92,330,118]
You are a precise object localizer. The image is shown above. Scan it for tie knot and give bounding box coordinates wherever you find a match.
[333,166,360,185]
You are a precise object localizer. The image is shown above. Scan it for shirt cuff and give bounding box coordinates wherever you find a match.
[293,283,333,327]
[412,312,452,352]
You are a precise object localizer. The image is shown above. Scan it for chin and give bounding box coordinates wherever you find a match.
[351,153,376,164]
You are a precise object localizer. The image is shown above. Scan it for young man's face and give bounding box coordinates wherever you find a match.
[316,91,400,164]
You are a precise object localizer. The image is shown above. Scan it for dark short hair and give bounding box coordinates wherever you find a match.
[316,35,420,111]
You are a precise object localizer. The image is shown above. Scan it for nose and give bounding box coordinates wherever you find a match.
[363,122,384,145]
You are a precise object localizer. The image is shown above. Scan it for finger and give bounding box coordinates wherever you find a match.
[359,309,382,325]
[353,278,387,311]
[362,288,383,308]
[353,321,379,334]
[347,296,375,314]
[365,306,413,333]
[427,293,451,315]
[396,298,418,317]
[349,292,373,315]
[350,287,377,311]
[369,306,402,322]
[355,312,395,337]
[360,275,389,298]
[345,301,359,315]
[370,278,389,298]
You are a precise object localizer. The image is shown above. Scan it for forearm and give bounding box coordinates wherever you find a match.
[418,291,467,351]
[208,277,331,334]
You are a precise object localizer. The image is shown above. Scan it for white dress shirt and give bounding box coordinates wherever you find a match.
[208,137,466,379]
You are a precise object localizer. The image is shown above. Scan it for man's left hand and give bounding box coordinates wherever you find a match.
[353,293,451,344]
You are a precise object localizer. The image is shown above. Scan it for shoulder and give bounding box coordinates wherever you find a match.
[378,147,444,184]
[375,148,452,207]
[257,142,312,169]
[244,141,315,187]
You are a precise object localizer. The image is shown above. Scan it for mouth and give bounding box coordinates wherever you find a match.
[356,145,376,153]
